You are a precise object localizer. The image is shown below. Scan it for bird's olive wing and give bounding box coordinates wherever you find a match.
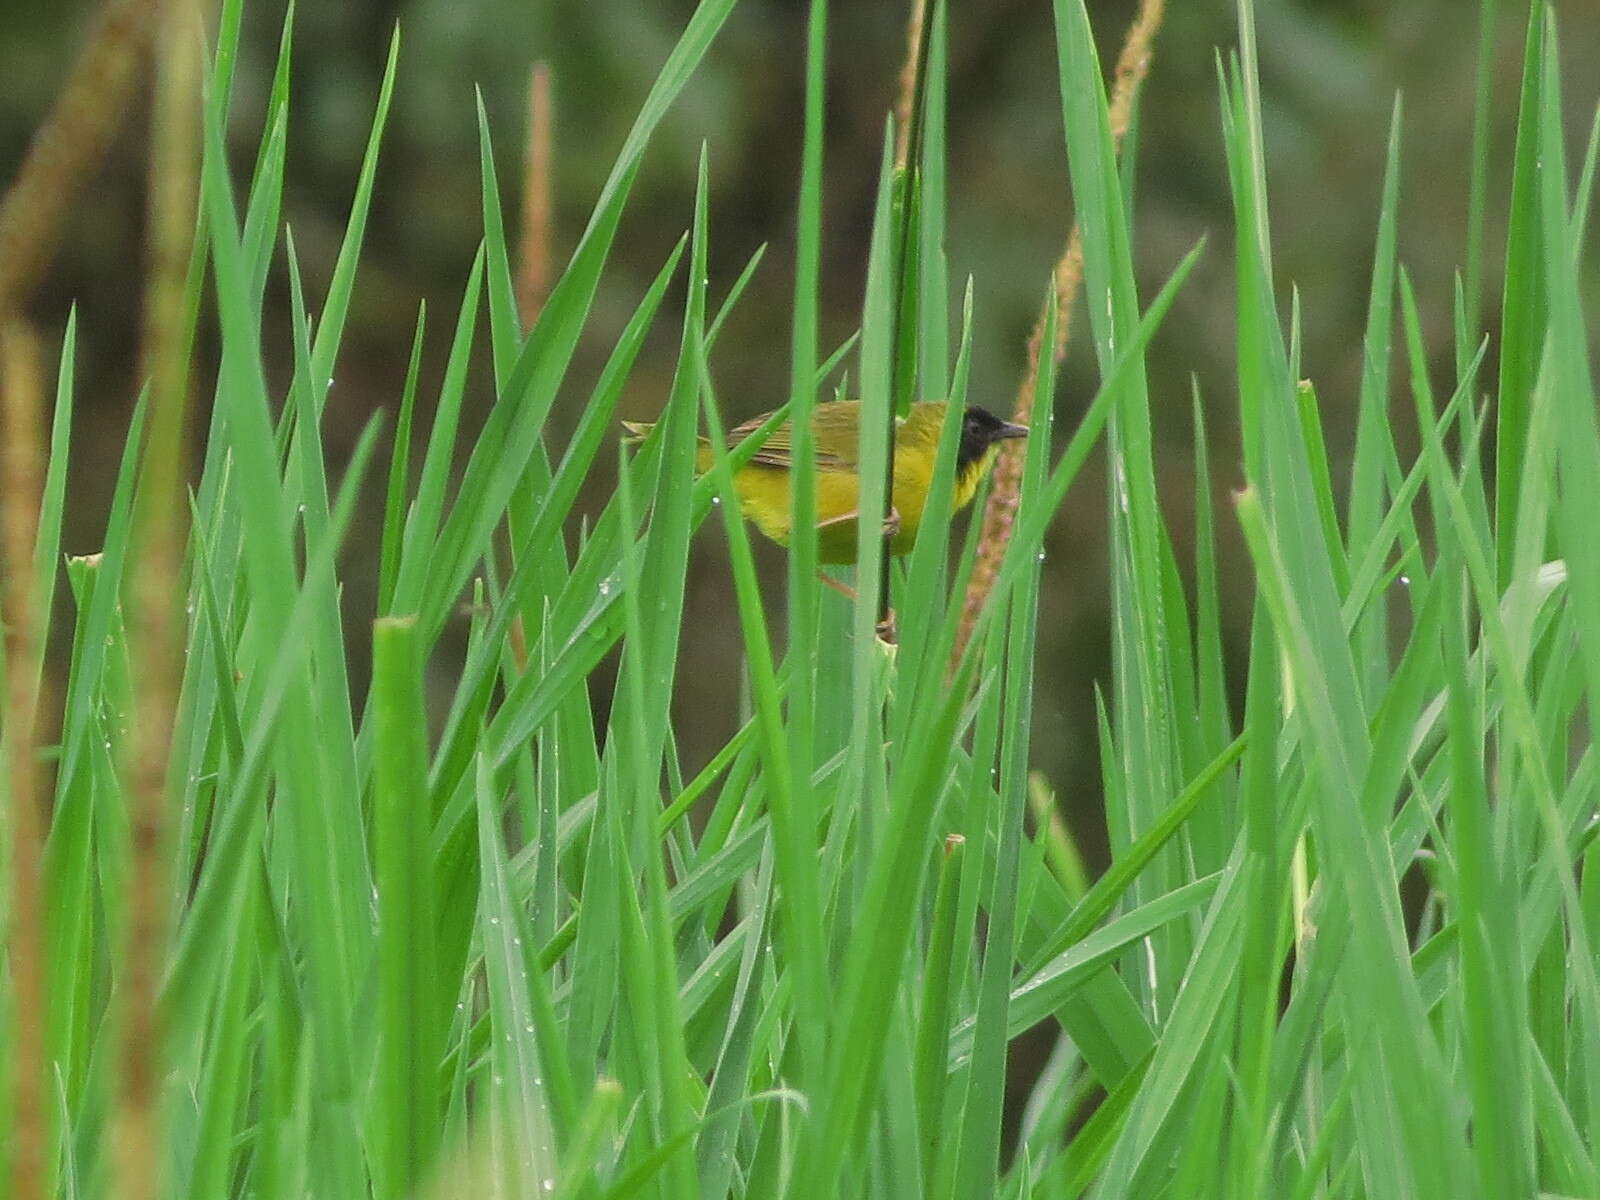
[725,410,852,470]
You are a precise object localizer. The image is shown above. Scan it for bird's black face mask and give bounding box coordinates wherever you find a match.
[956,406,1029,473]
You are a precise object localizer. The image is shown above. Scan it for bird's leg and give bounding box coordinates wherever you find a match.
[816,571,858,602]
[814,572,897,642]
[876,507,900,643]
[811,504,901,645]
[814,506,902,541]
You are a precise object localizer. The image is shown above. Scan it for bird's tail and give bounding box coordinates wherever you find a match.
[621,419,717,472]
[620,419,655,445]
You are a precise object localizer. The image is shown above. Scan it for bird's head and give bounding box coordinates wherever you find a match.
[957,406,1029,474]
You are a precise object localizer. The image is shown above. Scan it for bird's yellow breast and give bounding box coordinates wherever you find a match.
[729,444,996,565]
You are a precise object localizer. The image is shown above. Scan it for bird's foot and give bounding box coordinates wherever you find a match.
[875,607,898,645]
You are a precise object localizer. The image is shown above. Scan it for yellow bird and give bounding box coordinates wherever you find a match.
[622,401,1027,564]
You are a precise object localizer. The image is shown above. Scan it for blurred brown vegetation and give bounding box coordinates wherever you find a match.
[3,0,1598,872]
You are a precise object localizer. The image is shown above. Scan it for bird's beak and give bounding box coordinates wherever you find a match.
[997,421,1029,440]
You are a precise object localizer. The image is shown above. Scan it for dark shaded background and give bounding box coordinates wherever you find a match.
[4,0,1599,875]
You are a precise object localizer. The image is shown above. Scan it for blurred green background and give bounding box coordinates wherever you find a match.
[3,0,1598,872]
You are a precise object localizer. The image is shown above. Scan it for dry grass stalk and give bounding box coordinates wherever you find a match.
[892,0,928,169]
[117,0,203,1194]
[952,0,1165,667]
[508,61,556,671]
[2,319,49,1200]
[517,61,554,330]
[0,0,155,317]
